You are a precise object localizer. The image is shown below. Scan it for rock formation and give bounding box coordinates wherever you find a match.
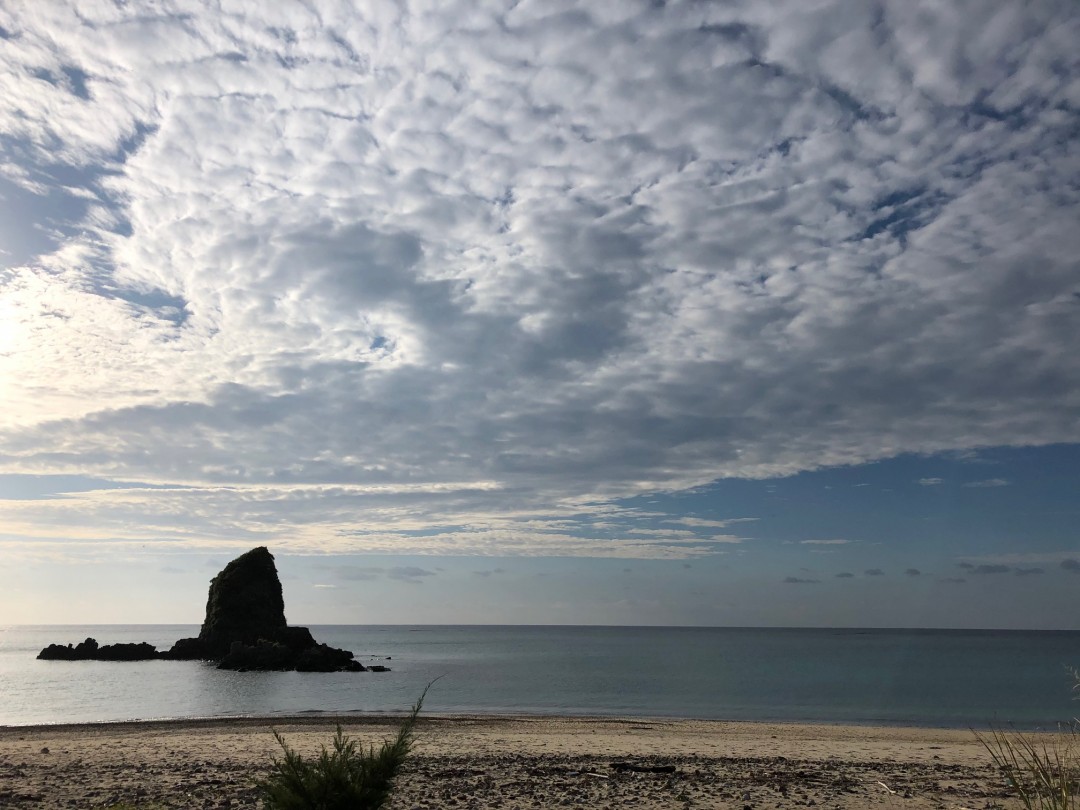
[165,546,365,671]
[165,546,295,661]
[37,638,158,661]
[38,547,372,673]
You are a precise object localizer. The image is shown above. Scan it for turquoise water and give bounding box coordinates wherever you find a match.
[1,625,1078,728]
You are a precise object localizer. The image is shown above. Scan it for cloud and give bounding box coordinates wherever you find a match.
[917,478,944,486]
[387,566,437,583]
[709,535,746,545]
[1061,559,1080,574]
[473,568,506,577]
[835,572,855,578]
[336,567,385,582]
[0,2,1078,561]
[800,539,851,545]
[669,517,757,529]
[864,569,886,577]
[957,562,1043,576]
[783,576,819,585]
[965,564,1012,575]
[904,568,922,577]
[0,484,731,559]
[963,479,1010,488]
[335,565,435,584]
[627,528,697,538]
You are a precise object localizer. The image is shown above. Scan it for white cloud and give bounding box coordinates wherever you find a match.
[800,539,852,546]
[917,478,944,486]
[710,535,745,545]
[0,1,1078,558]
[0,482,724,559]
[962,479,1010,488]
[626,528,696,538]
[668,517,757,528]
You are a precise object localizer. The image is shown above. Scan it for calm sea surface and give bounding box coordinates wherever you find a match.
[1,625,1078,728]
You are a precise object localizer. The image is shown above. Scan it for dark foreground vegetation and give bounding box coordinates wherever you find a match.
[259,691,425,810]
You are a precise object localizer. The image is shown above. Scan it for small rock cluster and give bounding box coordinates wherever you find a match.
[37,638,158,662]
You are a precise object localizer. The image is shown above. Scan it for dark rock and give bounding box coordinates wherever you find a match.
[167,547,288,661]
[213,635,362,672]
[161,636,207,660]
[95,642,159,661]
[37,641,85,661]
[216,639,365,673]
[167,547,365,672]
[37,638,159,661]
[74,637,98,657]
[276,625,317,653]
[218,639,295,671]
[38,547,371,673]
[295,643,366,672]
[367,664,391,672]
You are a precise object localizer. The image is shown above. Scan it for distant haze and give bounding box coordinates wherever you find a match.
[0,2,1078,628]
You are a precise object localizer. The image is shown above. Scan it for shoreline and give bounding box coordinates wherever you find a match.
[2,708,1069,733]
[0,709,1047,733]
[0,714,1029,808]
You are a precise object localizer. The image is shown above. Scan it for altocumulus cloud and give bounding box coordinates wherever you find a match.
[963,479,1010,489]
[335,565,436,584]
[958,563,1014,575]
[0,2,1079,559]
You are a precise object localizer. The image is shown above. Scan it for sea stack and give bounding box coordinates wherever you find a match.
[39,547,371,672]
[165,546,366,672]
[167,546,291,660]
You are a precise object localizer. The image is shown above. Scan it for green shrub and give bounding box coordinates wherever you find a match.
[975,670,1080,810]
[260,690,426,810]
[976,724,1079,810]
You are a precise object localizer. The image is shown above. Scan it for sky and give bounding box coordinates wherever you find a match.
[1,1,1079,629]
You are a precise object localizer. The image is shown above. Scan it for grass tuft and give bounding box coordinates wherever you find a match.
[976,724,1079,810]
[259,687,428,810]
[975,670,1080,810]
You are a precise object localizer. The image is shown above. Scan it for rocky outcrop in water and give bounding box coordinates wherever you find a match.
[218,638,366,672]
[37,638,159,661]
[37,547,372,673]
[165,546,365,671]
[164,546,294,661]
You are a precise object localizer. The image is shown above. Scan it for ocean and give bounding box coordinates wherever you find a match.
[1,625,1078,729]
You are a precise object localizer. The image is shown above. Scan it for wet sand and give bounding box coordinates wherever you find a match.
[0,714,1022,808]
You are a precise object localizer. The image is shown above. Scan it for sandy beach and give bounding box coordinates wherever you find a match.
[0,714,1026,809]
